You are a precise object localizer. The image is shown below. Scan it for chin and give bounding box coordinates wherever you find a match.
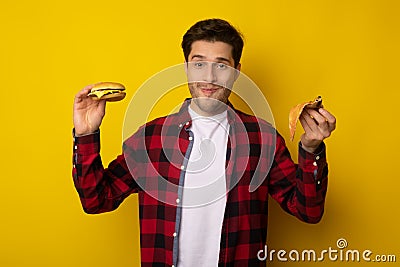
[192,97,227,115]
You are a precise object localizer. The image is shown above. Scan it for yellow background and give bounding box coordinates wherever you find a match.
[1,0,399,266]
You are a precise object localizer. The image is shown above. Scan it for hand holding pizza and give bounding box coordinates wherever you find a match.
[289,96,336,153]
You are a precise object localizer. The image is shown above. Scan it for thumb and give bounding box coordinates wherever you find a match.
[97,99,107,116]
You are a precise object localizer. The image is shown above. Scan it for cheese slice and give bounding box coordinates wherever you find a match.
[88,90,121,99]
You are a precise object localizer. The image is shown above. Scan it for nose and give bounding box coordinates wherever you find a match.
[203,63,217,83]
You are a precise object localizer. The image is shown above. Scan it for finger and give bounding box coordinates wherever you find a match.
[309,109,335,135]
[98,99,106,110]
[299,114,313,134]
[304,109,327,125]
[77,84,94,97]
[308,108,336,133]
[301,111,329,140]
[74,84,95,103]
[319,108,336,131]
[299,114,324,143]
[300,112,319,133]
[302,109,329,135]
[318,108,335,121]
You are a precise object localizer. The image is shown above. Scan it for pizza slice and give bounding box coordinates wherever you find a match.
[289,96,323,141]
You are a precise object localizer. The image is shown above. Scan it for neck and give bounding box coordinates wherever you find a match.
[189,100,228,117]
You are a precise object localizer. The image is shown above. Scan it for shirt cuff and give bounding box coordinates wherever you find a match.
[72,128,100,155]
[298,141,327,182]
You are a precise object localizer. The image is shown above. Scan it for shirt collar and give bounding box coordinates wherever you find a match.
[176,98,239,130]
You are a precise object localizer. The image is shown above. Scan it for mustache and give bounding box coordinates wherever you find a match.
[190,82,228,89]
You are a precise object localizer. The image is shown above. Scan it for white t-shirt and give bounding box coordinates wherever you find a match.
[177,107,229,267]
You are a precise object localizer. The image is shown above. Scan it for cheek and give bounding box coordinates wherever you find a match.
[220,88,231,100]
[216,71,237,88]
[218,72,231,80]
[188,83,198,96]
[187,71,198,83]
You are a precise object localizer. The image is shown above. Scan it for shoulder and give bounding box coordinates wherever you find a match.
[124,112,181,145]
[232,109,290,149]
[233,109,276,135]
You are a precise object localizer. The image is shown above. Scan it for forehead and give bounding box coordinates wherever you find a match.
[188,40,234,61]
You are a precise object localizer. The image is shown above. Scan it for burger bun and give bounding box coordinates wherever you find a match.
[88,82,126,102]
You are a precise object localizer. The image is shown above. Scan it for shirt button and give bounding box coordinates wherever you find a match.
[188,136,193,141]
[74,145,77,150]
[73,164,76,168]
[316,156,320,160]
[317,180,321,185]
[179,123,183,128]
[180,165,185,170]
[185,121,190,126]
[313,162,317,166]
[172,265,175,267]
[176,198,180,204]
[173,232,177,237]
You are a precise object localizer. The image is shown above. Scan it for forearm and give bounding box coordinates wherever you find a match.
[72,130,136,214]
[269,136,328,223]
[293,142,328,223]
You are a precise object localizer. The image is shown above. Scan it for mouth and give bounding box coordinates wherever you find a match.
[197,83,221,97]
[200,88,219,96]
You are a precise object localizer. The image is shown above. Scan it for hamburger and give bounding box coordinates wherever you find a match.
[88,82,126,102]
[289,96,323,141]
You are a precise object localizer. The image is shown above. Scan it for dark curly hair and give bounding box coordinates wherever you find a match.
[181,18,244,68]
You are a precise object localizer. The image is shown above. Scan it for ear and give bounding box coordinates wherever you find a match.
[184,60,188,74]
[234,63,241,81]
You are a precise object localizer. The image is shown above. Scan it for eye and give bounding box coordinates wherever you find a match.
[193,62,205,68]
[216,63,228,69]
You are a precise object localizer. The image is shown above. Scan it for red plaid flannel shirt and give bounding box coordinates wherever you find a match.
[72,99,328,267]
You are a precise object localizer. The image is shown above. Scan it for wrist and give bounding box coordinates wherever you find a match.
[300,134,323,153]
[301,143,317,153]
[300,141,324,154]
[73,128,99,137]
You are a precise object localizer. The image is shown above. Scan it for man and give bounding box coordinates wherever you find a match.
[72,18,336,266]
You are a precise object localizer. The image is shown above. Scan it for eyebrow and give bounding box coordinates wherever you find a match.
[190,55,232,64]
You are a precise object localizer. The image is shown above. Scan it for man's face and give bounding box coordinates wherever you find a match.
[186,40,241,116]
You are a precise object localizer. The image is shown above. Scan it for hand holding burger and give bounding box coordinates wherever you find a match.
[73,82,126,136]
